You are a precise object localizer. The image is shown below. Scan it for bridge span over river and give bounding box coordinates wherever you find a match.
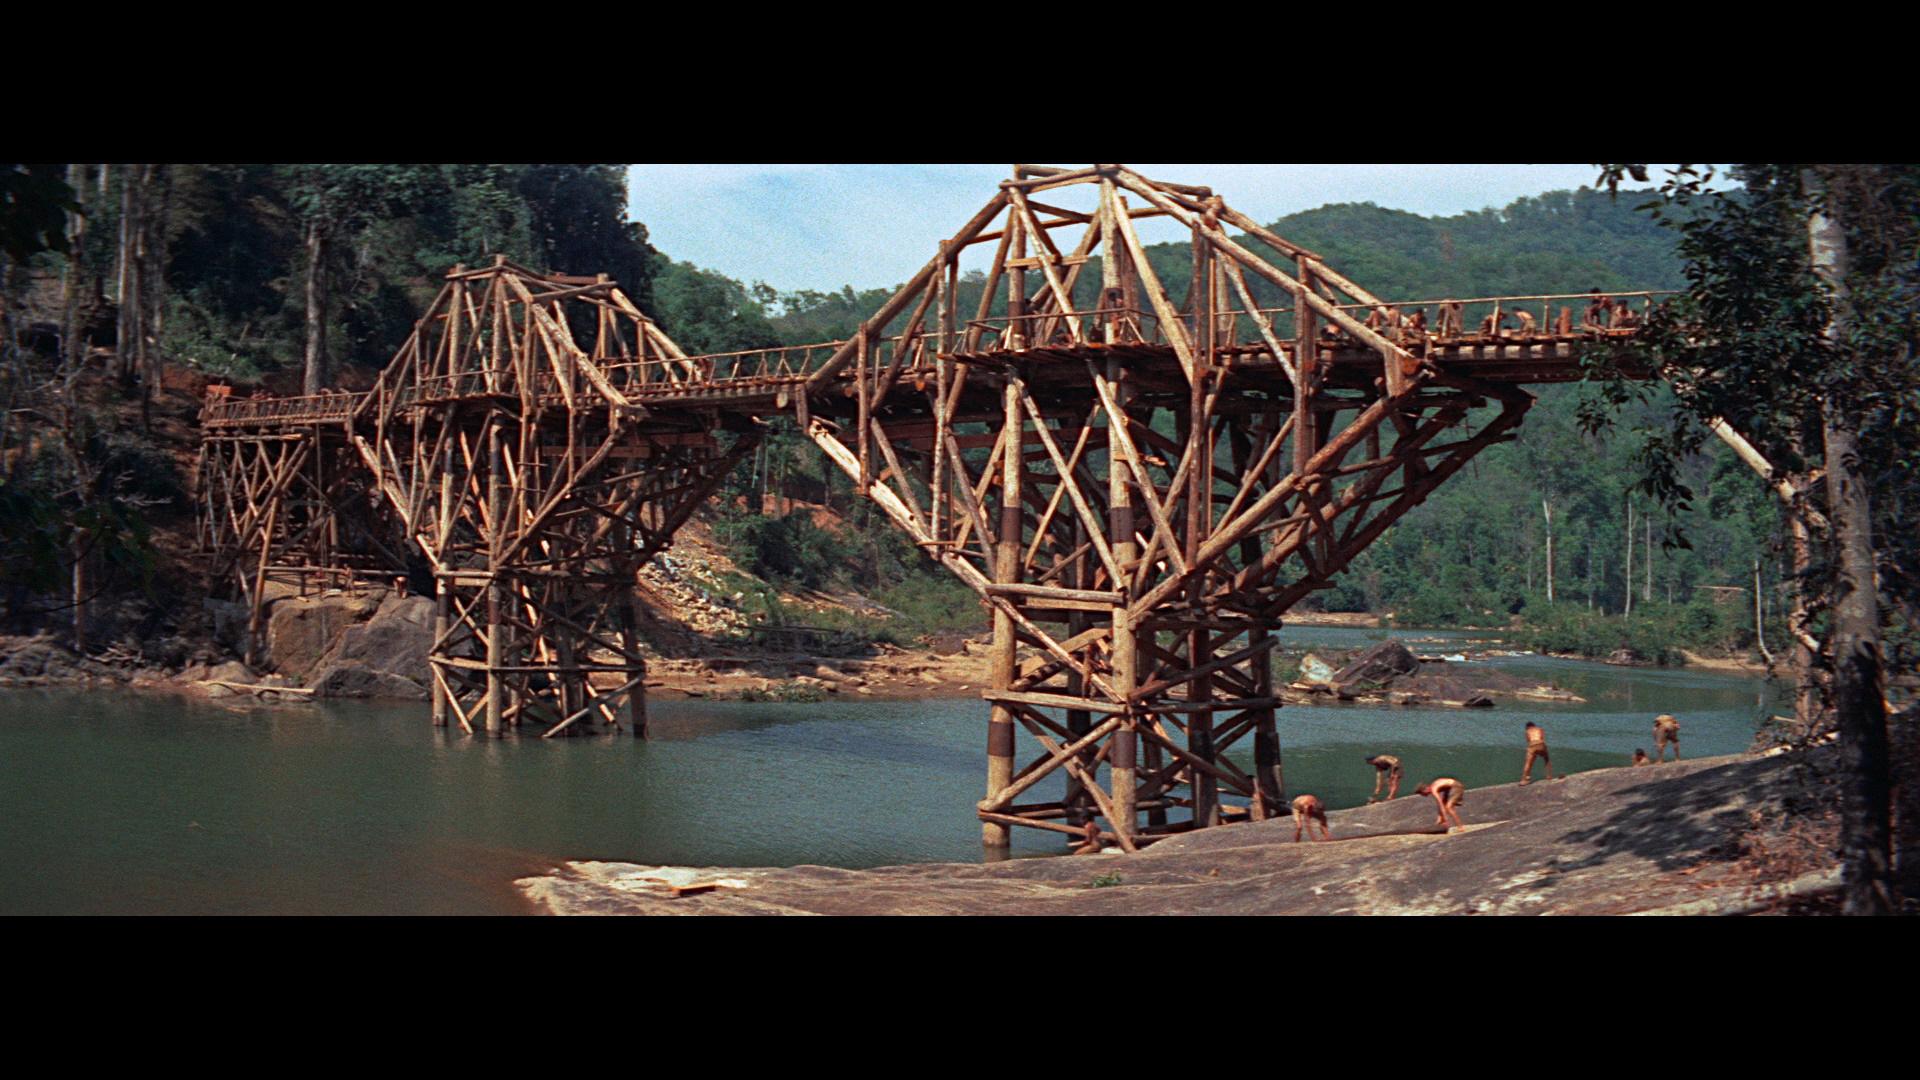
[198,163,1661,849]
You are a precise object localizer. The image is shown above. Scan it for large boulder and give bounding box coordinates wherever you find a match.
[1296,653,1339,688]
[307,594,435,700]
[1332,640,1421,688]
[311,664,430,701]
[266,594,379,681]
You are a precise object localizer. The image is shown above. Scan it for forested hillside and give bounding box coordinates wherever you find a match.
[2,165,1780,661]
[709,186,1780,657]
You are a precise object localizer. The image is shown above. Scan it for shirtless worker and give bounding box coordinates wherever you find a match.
[1291,794,1331,842]
[1633,748,1652,767]
[1071,818,1105,855]
[1415,777,1466,829]
[1521,720,1556,784]
[1400,307,1429,346]
[1365,753,1404,803]
[1583,289,1613,331]
[1653,714,1681,761]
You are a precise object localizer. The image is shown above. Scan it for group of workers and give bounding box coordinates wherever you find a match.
[1285,712,1685,843]
[1331,288,1643,351]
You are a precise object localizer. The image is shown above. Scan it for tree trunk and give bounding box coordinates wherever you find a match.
[1645,514,1653,603]
[141,164,169,430]
[63,164,87,371]
[70,527,87,653]
[303,221,328,395]
[115,166,135,382]
[1806,167,1894,915]
[1788,487,1824,727]
[1624,498,1634,617]
[1754,557,1774,666]
[1543,499,1554,604]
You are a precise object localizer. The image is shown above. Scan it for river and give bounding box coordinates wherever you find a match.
[0,628,1778,914]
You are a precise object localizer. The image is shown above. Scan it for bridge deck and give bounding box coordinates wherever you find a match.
[202,319,1648,432]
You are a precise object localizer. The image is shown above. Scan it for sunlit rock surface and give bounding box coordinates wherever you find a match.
[519,753,1838,916]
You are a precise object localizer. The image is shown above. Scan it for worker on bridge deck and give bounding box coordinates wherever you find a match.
[1364,304,1401,337]
[1436,300,1465,337]
[1583,288,1614,332]
[1610,301,1640,330]
[1509,307,1536,337]
[1399,307,1428,346]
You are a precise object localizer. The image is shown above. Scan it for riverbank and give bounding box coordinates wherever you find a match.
[518,750,1842,915]
[644,641,990,701]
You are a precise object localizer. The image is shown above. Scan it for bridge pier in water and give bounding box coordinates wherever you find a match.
[201,260,758,737]
[198,165,1661,848]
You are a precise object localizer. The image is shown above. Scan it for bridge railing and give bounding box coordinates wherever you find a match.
[202,390,364,429]
[601,341,842,394]
[948,291,1673,354]
[1319,290,1673,342]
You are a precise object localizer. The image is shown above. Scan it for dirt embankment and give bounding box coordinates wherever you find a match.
[519,749,1846,915]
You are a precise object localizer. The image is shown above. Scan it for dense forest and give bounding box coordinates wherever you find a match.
[0,165,1785,660]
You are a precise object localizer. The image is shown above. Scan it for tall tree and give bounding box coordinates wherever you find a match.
[281,165,434,393]
[1592,163,1919,913]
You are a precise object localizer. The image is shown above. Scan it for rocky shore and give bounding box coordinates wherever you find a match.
[518,750,1843,915]
[0,586,995,706]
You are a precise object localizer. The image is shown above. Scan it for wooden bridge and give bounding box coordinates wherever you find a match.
[197,163,1658,850]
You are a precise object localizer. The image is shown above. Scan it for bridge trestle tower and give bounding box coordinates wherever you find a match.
[795,165,1534,848]
[201,260,757,735]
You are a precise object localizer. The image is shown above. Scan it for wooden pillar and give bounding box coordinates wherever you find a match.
[556,633,581,733]
[1294,257,1318,475]
[1107,357,1139,845]
[431,465,454,728]
[485,424,506,739]
[1101,182,1138,844]
[621,597,647,738]
[1064,512,1092,829]
[1233,423,1284,815]
[983,377,1022,849]
[431,579,450,727]
[1187,227,1217,829]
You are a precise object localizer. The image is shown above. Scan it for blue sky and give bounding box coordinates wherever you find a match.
[625,164,1659,294]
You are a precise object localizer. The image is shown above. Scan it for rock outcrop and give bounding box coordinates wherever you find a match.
[518,752,1840,916]
[306,594,435,700]
[266,595,379,682]
[257,592,436,700]
[1285,639,1578,708]
[1331,640,1421,686]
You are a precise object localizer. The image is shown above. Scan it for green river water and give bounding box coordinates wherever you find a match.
[0,628,1777,914]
